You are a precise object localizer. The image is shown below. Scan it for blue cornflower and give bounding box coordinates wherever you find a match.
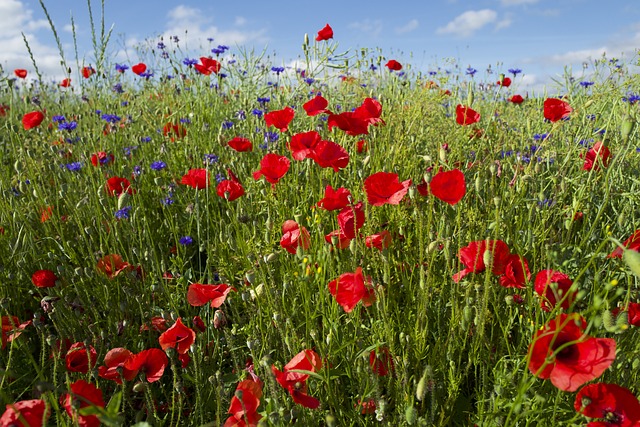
[183,58,198,66]
[508,68,522,76]
[211,48,224,55]
[533,133,549,141]
[263,131,279,143]
[215,173,225,183]
[58,121,77,131]
[171,35,179,43]
[428,70,437,76]
[370,64,378,71]
[466,67,477,76]
[140,71,154,78]
[65,162,82,171]
[257,97,270,104]
[115,63,129,73]
[179,236,194,246]
[150,161,167,171]
[251,109,264,118]
[623,93,640,104]
[236,110,246,120]
[112,83,124,94]
[304,78,315,85]
[217,45,229,51]
[594,128,606,135]
[586,114,596,121]
[271,66,285,75]
[101,114,121,124]
[157,41,166,50]
[115,206,132,219]
[222,120,234,129]
[52,115,66,123]
[124,146,138,156]
[140,136,152,143]
[162,197,174,206]
[580,81,594,88]
[133,165,142,176]
[180,117,191,124]
[530,145,541,153]
[207,37,215,42]
[204,154,219,164]
[538,199,554,208]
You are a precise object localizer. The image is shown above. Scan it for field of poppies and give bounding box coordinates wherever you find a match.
[2,12,640,427]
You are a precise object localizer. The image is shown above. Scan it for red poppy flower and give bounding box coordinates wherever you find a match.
[365,230,392,251]
[31,269,58,288]
[499,254,530,289]
[452,240,511,283]
[280,220,311,255]
[352,98,385,127]
[356,139,368,153]
[225,378,263,427]
[123,348,168,383]
[1,399,49,427]
[98,348,137,384]
[163,122,187,140]
[65,342,97,373]
[315,23,333,41]
[628,302,640,327]
[90,151,114,166]
[609,230,640,259]
[264,106,295,132]
[575,383,640,427]
[181,168,210,190]
[533,269,575,312]
[317,185,351,211]
[364,171,411,206]
[227,137,253,152]
[311,140,349,172]
[497,76,511,87]
[429,169,466,205]
[582,141,611,171]
[131,62,147,76]
[543,97,572,122]
[22,111,45,130]
[1,316,30,350]
[385,60,402,71]
[288,131,321,161]
[105,176,133,196]
[96,254,132,279]
[456,104,480,126]
[327,112,370,136]
[369,346,394,376]
[82,66,95,78]
[158,318,196,354]
[60,78,71,87]
[328,267,376,312]
[217,171,245,201]
[14,69,27,79]
[194,57,221,75]
[337,201,365,239]
[528,313,616,392]
[0,104,9,117]
[252,153,290,186]
[140,316,169,333]
[187,283,234,308]
[271,349,322,409]
[62,380,105,427]
[509,94,524,104]
[303,95,331,116]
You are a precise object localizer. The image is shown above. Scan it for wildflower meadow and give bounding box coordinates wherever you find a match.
[2,2,640,426]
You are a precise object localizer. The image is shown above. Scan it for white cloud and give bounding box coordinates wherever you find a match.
[500,0,539,5]
[162,5,268,49]
[396,19,419,34]
[0,0,69,79]
[348,19,383,38]
[495,14,512,30]
[436,9,498,38]
[234,16,247,26]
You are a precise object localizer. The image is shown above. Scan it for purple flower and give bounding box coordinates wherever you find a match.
[183,58,198,66]
[101,114,121,124]
[58,121,77,131]
[466,67,477,76]
[508,68,522,76]
[115,63,129,73]
[151,161,167,171]
[65,162,82,171]
[115,206,132,219]
[179,236,194,246]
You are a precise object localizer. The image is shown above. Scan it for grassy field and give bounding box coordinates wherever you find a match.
[2,6,640,426]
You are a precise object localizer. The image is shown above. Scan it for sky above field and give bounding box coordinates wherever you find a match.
[3,0,639,93]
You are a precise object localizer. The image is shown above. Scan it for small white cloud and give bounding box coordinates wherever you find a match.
[348,19,383,38]
[495,14,512,30]
[436,9,497,38]
[396,19,419,34]
[500,0,539,5]
[235,16,247,26]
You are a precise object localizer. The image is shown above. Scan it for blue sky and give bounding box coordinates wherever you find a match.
[3,0,639,93]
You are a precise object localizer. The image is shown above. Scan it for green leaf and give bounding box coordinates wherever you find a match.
[106,391,122,415]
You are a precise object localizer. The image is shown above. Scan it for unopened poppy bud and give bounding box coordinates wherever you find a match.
[616,311,629,331]
[602,309,616,332]
[493,196,501,208]
[213,309,227,329]
[621,116,634,141]
[489,164,497,175]
[405,405,416,425]
[439,147,447,163]
[623,248,640,278]
[408,186,416,200]
[482,249,493,268]
[303,33,309,47]
[416,366,431,402]
[325,414,337,427]
[617,211,627,228]
[133,382,147,393]
[349,239,357,254]
[265,252,278,263]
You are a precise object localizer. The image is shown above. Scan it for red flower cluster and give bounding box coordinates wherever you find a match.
[327,97,384,136]
[328,267,376,312]
[224,378,263,427]
[31,269,58,288]
[288,131,349,172]
[452,239,530,288]
[187,283,234,308]
[98,347,168,384]
[272,349,322,408]
[280,220,311,254]
[65,342,97,373]
[528,313,616,391]
[582,141,611,171]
